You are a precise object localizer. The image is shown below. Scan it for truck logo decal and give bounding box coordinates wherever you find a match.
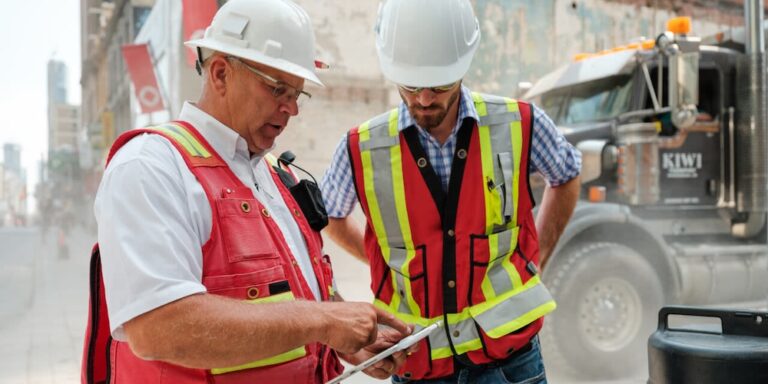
[662,152,702,179]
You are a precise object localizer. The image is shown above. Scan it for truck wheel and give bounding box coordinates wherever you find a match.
[541,242,664,380]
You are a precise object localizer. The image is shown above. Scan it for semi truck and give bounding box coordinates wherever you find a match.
[525,1,768,379]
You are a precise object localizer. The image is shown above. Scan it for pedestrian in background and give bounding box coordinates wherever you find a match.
[82,1,410,383]
[320,0,581,382]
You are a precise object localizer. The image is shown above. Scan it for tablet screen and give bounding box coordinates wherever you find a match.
[326,321,443,384]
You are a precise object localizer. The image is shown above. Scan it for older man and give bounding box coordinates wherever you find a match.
[81,1,409,383]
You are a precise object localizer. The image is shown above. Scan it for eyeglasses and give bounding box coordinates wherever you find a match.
[227,56,312,105]
[398,81,460,95]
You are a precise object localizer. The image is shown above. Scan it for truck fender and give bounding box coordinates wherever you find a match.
[546,202,682,300]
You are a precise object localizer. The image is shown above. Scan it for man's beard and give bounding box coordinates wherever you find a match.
[407,90,460,131]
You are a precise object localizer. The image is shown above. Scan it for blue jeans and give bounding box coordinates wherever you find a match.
[392,336,546,384]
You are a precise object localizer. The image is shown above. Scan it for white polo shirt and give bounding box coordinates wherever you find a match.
[95,102,321,340]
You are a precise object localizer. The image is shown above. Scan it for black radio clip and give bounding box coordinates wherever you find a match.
[272,151,329,232]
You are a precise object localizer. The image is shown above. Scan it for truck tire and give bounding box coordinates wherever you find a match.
[541,242,664,380]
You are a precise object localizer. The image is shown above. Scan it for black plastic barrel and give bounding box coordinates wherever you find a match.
[648,306,768,384]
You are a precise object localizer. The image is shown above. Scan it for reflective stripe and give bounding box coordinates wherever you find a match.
[475,93,523,297]
[211,291,307,374]
[473,93,502,233]
[210,348,306,374]
[372,300,481,360]
[479,111,521,126]
[508,100,523,230]
[150,123,211,158]
[469,277,556,338]
[359,136,400,151]
[482,227,521,299]
[497,152,515,217]
[359,110,420,316]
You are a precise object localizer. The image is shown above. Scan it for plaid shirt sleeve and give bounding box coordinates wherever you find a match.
[320,134,359,218]
[529,104,582,186]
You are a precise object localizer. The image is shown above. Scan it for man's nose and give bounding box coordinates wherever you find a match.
[278,98,300,116]
[415,89,436,106]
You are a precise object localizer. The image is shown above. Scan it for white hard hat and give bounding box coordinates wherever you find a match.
[185,0,323,86]
[375,0,481,87]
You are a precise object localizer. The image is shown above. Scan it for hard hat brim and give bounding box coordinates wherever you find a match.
[185,38,324,87]
[378,45,477,87]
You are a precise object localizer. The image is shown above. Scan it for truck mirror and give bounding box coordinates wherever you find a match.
[659,30,701,129]
[669,51,699,128]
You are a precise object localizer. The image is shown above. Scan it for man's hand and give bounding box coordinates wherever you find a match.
[340,326,419,379]
[321,302,409,354]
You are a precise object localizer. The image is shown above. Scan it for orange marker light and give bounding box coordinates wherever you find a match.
[641,39,656,50]
[667,17,692,35]
[588,186,607,203]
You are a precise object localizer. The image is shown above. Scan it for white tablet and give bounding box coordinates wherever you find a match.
[326,321,443,384]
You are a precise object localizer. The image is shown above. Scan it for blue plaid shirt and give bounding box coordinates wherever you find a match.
[320,85,581,218]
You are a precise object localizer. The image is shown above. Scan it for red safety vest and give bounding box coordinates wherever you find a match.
[347,93,556,380]
[81,121,342,384]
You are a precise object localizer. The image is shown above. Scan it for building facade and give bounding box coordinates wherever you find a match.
[80,0,154,158]
[80,0,754,174]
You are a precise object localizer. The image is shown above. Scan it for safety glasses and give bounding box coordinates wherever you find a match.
[398,81,460,95]
[227,56,312,105]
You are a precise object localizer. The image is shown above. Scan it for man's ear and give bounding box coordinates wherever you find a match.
[207,56,230,96]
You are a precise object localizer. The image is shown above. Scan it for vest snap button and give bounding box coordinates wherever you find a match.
[457,149,467,159]
[399,289,405,297]
[453,330,460,337]
[293,208,301,217]
[447,229,455,237]
[447,280,456,288]
[261,208,270,218]
[417,158,428,168]
[240,201,251,213]
[246,287,259,299]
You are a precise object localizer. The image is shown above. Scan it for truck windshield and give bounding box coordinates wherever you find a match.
[540,75,633,125]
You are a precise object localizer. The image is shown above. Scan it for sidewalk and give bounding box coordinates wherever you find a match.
[0,227,92,384]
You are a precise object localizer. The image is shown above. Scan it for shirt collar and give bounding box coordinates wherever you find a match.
[178,102,266,163]
[397,85,479,134]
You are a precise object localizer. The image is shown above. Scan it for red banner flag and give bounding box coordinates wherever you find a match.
[121,43,165,114]
[182,0,218,67]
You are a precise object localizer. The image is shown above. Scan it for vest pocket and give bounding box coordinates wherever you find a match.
[385,245,429,318]
[203,265,289,300]
[217,198,279,263]
[469,226,521,305]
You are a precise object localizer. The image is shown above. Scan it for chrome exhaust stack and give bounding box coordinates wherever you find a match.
[733,0,768,238]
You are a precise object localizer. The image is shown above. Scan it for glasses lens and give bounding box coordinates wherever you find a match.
[434,82,458,92]
[399,85,420,93]
[399,82,457,94]
[271,84,289,98]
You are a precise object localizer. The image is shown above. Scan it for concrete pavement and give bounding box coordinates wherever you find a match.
[0,227,90,384]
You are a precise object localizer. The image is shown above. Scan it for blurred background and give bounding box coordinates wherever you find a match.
[0,0,766,383]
